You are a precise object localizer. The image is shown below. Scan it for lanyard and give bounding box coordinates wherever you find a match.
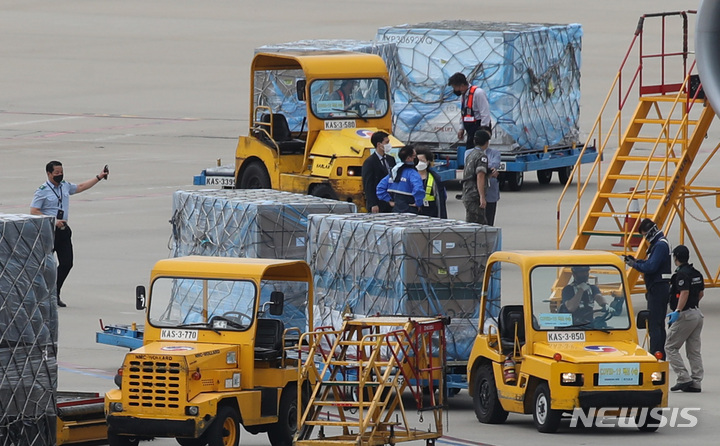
[47,181,63,206]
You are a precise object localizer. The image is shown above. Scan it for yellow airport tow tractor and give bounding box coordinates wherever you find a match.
[105,256,315,446]
[297,316,447,446]
[195,51,403,211]
[467,250,668,433]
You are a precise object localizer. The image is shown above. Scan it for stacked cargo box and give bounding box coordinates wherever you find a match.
[0,214,58,446]
[170,189,357,329]
[171,189,357,259]
[306,213,501,361]
[376,21,582,150]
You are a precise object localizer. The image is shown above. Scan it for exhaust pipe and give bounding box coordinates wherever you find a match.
[696,0,720,111]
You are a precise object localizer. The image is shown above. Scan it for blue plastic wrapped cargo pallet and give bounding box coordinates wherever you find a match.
[377,21,582,150]
[306,213,501,368]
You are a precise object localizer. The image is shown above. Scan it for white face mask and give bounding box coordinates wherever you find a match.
[383,143,392,153]
[416,161,428,171]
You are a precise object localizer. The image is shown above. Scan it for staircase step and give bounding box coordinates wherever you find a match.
[635,118,698,125]
[581,230,637,237]
[587,211,644,219]
[302,420,362,427]
[639,95,692,103]
[598,192,665,200]
[310,400,383,407]
[625,136,684,144]
[326,359,392,367]
[605,174,644,181]
[318,381,381,387]
[615,155,681,163]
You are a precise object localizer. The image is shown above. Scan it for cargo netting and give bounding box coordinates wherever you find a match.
[170,189,356,260]
[376,21,582,149]
[306,213,501,362]
[0,214,58,446]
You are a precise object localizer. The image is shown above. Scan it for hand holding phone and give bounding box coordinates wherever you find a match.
[103,164,109,180]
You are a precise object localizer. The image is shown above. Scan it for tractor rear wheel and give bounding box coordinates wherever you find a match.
[238,162,270,189]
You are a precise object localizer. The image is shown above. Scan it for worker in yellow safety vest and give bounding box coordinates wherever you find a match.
[415,147,447,219]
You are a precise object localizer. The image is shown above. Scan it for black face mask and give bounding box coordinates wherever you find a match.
[53,174,63,183]
[453,89,462,96]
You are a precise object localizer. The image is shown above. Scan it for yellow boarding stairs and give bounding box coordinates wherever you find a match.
[296,316,447,446]
[557,10,720,294]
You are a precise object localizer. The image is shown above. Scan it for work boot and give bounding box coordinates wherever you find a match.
[57,298,67,308]
[682,385,701,393]
[670,381,692,391]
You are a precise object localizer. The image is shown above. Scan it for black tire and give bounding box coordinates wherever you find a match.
[238,161,270,189]
[310,184,337,200]
[532,382,562,433]
[177,437,206,446]
[636,408,662,432]
[472,363,508,424]
[558,166,572,185]
[507,172,524,191]
[108,431,140,446]
[537,169,553,184]
[206,405,241,446]
[267,385,298,446]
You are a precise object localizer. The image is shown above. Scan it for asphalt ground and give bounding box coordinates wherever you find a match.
[1,1,719,445]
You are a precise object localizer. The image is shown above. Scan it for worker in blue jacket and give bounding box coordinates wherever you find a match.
[624,218,672,359]
[376,145,425,214]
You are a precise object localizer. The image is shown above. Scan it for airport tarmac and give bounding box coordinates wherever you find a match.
[1,1,719,444]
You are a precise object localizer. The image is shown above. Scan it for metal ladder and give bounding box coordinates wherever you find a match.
[296,316,446,446]
[557,10,720,294]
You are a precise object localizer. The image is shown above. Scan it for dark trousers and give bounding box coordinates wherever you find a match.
[463,122,492,149]
[463,121,480,150]
[486,201,497,226]
[392,195,418,214]
[54,226,73,298]
[646,281,669,359]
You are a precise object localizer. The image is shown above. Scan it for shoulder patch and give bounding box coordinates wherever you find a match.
[38,184,46,190]
[678,279,685,287]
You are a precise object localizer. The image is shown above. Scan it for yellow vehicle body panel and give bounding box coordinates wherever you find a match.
[106,256,313,443]
[467,250,669,426]
[235,51,401,211]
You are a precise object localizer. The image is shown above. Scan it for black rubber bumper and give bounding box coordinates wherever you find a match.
[107,415,197,437]
[578,389,663,409]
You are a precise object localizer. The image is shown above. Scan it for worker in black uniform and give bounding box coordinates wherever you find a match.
[666,245,704,392]
[624,218,672,359]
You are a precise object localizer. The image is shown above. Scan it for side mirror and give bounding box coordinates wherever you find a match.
[136,285,146,310]
[636,309,650,330]
[269,291,284,316]
[296,80,306,101]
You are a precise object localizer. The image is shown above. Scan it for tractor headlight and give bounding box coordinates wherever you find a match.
[186,406,199,416]
[226,351,237,365]
[111,402,123,413]
[651,371,665,384]
[562,372,577,383]
[561,372,583,386]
